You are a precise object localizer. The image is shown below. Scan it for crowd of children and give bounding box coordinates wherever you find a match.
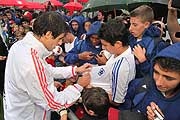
[0,0,180,120]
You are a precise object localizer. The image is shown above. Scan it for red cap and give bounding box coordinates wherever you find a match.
[23,11,32,21]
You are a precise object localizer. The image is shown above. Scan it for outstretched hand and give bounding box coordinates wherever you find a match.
[75,63,92,74]
[168,0,176,10]
[77,72,91,87]
[95,53,108,65]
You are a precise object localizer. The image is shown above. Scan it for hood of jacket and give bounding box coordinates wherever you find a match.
[83,17,92,33]
[86,21,101,37]
[142,24,161,38]
[154,42,180,61]
[151,42,180,100]
[69,16,84,38]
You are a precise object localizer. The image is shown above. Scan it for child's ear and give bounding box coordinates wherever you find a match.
[44,31,53,39]
[144,21,151,28]
[115,41,122,47]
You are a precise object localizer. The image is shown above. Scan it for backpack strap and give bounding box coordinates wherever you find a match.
[150,37,170,60]
[146,37,162,60]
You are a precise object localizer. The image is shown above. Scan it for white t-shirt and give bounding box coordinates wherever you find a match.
[90,47,136,103]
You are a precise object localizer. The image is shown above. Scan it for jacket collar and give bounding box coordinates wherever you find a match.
[24,32,52,59]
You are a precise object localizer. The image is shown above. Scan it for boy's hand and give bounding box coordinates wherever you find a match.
[146,102,164,120]
[133,44,147,63]
[77,72,91,87]
[78,51,94,60]
[168,0,176,11]
[95,53,108,65]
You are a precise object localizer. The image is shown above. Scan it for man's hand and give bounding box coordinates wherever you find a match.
[168,0,176,11]
[95,53,108,65]
[77,72,91,87]
[146,102,164,120]
[78,51,94,60]
[75,63,92,74]
[133,44,147,63]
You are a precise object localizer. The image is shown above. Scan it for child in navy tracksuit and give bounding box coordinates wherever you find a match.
[129,5,168,78]
[119,43,180,120]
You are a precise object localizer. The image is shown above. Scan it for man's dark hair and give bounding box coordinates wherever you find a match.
[154,57,180,72]
[130,5,154,23]
[32,12,39,19]
[98,10,105,16]
[98,19,130,46]
[82,87,110,118]
[33,11,69,38]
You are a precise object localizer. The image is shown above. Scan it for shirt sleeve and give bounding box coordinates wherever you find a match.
[45,63,76,79]
[24,50,82,111]
[111,58,131,104]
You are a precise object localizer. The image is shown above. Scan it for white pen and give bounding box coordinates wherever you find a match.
[153,109,164,120]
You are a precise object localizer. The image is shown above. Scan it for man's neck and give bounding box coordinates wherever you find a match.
[162,85,180,98]
[70,36,76,43]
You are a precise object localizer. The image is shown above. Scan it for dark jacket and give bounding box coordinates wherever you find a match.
[64,39,102,66]
[119,43,180,120]
[129,25,166,77]
[0,36,8,95]
[64,21,102,66]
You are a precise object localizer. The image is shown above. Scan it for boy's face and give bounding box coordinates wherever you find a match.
[63,32,71,43]
[6,13,12,20]
[22,21,30,28]
[153,63,180,94]
[97,11,104,21]
[101,39,117,54]
[71,21,79,32]
[129,16,150,39]
[84,21,91,32]
[90,35,101,46]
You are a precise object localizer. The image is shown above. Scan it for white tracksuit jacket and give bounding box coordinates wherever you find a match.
[4,32,83,120]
